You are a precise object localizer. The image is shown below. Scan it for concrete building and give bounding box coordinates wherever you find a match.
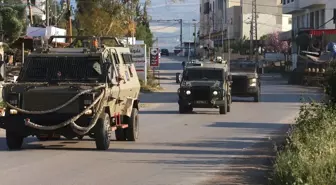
[24,0,46,21]
[282,0,336,32]
[199,0,292,48]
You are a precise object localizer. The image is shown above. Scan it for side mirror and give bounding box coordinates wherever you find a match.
[102,62,112,82]
[176,72,181,84]
[0,61,6,82]
[227,75,232,81]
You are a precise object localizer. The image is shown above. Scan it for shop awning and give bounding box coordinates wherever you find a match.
[299,29,336,36]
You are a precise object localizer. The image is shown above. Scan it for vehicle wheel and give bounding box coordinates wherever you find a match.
[219,98,228,115]
[125,108,139,141]
[227,95,231,112]
[188,106,193,113]
[6,130,23,150]
[94,113,111,150]
[179,105,187,114]
[254,91,261,102]
[176,73,180,83]
[115,128,126,141]
[36,135,49,141]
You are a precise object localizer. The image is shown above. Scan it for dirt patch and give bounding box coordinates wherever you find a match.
[201,126,289,185]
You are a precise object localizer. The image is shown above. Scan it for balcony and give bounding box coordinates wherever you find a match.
[283,0,300,14]
[299,0,326,9]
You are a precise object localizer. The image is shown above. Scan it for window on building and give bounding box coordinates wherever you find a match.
[296,16,300,28]
[321,9,325,28]
[315,10,320,28]
[204,2,210,14]
[310,12,314,28]
[218,0,224,10]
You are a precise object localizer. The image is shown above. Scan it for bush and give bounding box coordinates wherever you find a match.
[270,65,336,185]
[139,68,162,93]
[270,103,336,185]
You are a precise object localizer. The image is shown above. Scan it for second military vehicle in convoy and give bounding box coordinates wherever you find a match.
[0,36,141,150]
[230,60,261,102]
[176,60,203,83]
[177,57,232,114]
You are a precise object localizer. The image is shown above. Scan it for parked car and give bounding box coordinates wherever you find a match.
[161,48,169,56]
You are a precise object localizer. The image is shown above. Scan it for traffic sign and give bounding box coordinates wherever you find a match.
[149,47,160,67]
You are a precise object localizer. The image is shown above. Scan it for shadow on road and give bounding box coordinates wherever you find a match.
[207,122,291,129]
[140,92,177,103]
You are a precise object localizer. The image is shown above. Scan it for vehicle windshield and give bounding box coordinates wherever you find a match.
[183,68,223,81]
[230,61,256,72]
[18,55,103,83]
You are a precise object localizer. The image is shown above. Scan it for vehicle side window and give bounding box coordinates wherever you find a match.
[122,53,133,64]
[112,53,120,64]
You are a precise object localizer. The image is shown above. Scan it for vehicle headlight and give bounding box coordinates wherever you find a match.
[186,90,191,95]
[213,91,218,95]
[250,78,257,83]
[250,83,256,86]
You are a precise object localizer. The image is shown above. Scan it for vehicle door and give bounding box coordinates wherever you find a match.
[108,49,122,114]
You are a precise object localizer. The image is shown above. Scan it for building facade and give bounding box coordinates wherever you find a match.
[199,0,292,48]
[282,0,336,33]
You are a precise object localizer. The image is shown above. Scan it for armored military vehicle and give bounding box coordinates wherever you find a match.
[176,60,203,83]
[230,60,260,102]
[0,36,141,150]
[177,59,232,114]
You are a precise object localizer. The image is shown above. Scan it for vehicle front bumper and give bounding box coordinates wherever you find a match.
[0,113,92,137]
[231,86,259,97]
[178,96,225,108]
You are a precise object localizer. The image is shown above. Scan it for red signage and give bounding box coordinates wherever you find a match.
[150,47,160,67]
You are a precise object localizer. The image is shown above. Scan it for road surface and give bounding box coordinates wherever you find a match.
[0,56,322,185]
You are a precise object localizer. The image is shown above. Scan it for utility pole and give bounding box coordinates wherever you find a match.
[27,0,33,25]
[252,0,258,63]
[66,0,72,43]
[193,22,197,58]
[46,0,49,26]
[150,19,183,50]
[249,19,253,60]
[179,19,183,49]
[54,1,57,26]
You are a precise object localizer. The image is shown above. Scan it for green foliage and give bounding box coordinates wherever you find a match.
[270,103,336,185]
[231,35,249,54]
[0,6,24,44]
[270,65,336,185]
[135,24,153,47]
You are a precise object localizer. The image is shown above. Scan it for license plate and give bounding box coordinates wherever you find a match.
[195,101,207,104]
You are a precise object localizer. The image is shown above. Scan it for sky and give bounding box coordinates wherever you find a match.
[65,0,200,51]
[146,0,200,50]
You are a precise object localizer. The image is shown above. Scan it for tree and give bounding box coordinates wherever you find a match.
[231,35,249,54]
[265,31,289,53]
[0,5,25,44]
[74,0,184,38]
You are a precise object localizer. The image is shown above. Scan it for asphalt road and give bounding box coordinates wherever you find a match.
[0,56,322,185]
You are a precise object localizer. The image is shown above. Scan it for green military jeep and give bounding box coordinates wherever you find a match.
[177,61,232,114]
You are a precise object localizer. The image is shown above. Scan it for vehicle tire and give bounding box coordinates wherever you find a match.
[219,97,228,115]
[179,105,187,114]
[94,113,111,150]
[36,135,49,141]
[176,73,180,83]
[125,108,139,141]
[6,130,23,150]
[115,128,126,141]
[254,90,261,102]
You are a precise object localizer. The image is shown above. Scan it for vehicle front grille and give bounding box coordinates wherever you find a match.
[232,76,248,93]
[22,93,80,113]
[191,86,210,100]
